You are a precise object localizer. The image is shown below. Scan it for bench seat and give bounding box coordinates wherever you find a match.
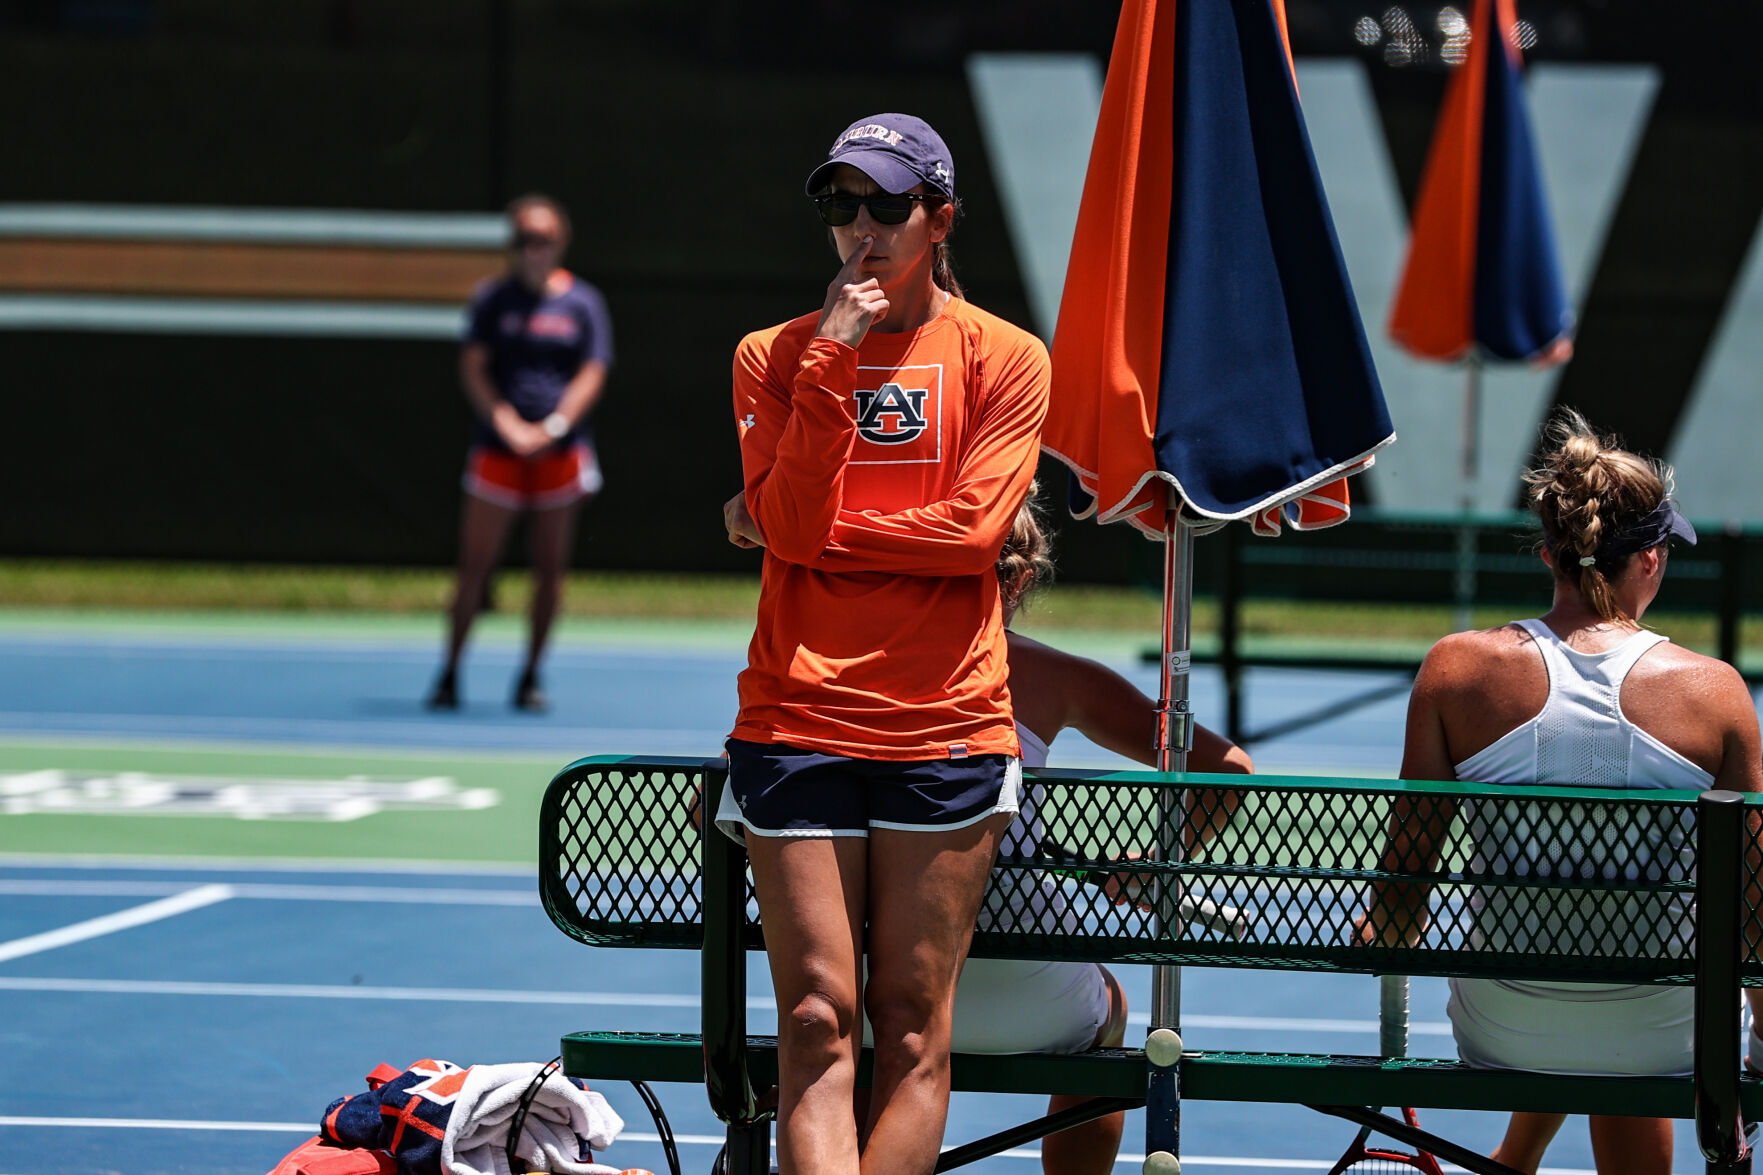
[563,1030,1763,1119]
[544,758,1763,1173]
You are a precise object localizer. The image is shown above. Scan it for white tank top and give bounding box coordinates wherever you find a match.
[1455,619,1712,792]
[1453,619,1711,966]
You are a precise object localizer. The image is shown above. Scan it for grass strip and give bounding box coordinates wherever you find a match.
[0,558,1756,660]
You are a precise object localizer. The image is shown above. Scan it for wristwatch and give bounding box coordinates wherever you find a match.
[542,412,571,440]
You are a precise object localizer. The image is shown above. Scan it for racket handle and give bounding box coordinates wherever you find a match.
[1176,893,1250,940]
[1380,973,1410,1059]
[1036,842,1251,939]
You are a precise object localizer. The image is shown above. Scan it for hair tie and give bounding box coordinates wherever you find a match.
[1579,555,1597,567]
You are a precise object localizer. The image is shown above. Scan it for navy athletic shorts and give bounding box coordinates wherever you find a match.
[714,738,1021,842]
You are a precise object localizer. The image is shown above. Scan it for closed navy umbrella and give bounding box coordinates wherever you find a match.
[1042,3,1393,1149]
[1389,0,1572,624]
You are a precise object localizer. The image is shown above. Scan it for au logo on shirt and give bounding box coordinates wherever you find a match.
[855,384,927,444]
[852,364,942,464]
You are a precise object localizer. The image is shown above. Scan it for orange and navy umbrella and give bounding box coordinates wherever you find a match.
[1043,0,1394,539]
[1388,0,1573,365]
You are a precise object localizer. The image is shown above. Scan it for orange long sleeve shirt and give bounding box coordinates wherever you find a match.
[730,299,1051,760]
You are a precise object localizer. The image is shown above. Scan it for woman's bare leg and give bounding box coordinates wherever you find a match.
[861,815,1009,1175]
[746,833,868,1175]
[1490,1112,1566,1174]
[521,496,585,697]
[437,494,519,697]
[1041,966,1128,1175]
[1586,1116,1672,1175]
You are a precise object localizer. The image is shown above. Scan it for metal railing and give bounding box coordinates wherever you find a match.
[1187,510,1761,745]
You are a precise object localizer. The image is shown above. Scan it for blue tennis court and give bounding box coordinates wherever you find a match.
[0,614,1737,1174]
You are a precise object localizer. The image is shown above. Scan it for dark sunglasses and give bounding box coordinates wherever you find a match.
[512,231,560,249]
[813,192,939,227]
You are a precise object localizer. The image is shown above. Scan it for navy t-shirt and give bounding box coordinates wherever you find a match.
[464,273,614,450]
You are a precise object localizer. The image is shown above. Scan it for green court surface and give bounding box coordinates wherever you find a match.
[0,741,555,863]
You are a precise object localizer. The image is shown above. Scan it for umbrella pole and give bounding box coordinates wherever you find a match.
[1152,486,1195,1030]
[1455,353,1483,631]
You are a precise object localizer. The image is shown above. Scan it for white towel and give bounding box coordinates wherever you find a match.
[440,1062,626,1175]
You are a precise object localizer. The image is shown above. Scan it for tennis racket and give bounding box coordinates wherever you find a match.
[1324,974,1443,1174]
[1325,1105,1444,1175]
[1034,840,1251,939]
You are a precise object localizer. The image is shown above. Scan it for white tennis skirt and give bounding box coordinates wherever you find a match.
[862,957,1112,1055]
[1448,977,1695,1077]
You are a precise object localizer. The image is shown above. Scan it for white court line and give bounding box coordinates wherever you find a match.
[0,1116,310,1133]
[0,851,531,875]
[0,1119,1594,1173]
[0,885,232,963]
[0,873,1450,1033]
[0,977,703,1006]
[0,879,535,905]
[0,975,1450,1036]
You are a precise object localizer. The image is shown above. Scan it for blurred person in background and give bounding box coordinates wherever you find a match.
[427,194,613,713]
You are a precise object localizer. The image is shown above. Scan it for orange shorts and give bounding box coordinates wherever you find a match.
[462,442,602,510]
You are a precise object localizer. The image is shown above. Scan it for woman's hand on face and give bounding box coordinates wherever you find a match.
[723,491,765,549]
[815,235,889,349]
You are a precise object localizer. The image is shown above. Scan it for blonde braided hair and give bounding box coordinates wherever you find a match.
[1521,408,1672,623]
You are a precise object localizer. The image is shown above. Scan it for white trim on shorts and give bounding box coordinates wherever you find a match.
[712,782,867,845]
[868,757,1023,833]
[530,445,603,508]
[713,757,1022,844]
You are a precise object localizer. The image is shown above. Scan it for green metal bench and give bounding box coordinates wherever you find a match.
[539,755,1763,1175]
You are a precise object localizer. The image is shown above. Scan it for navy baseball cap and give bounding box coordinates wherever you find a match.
[804,114,955,200]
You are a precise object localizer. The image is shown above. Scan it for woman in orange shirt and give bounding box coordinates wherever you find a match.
[714,113,1050,1175]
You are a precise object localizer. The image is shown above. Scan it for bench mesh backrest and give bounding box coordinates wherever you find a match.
[541,757,1755,984]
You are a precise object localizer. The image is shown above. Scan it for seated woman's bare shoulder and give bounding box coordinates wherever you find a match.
[1414,625,1551,759]
[1621,641,1757,778]
[1421,623,1547,693]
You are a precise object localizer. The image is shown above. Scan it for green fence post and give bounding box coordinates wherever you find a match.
[1695,790,1751,1173]
[701,762,771,1174]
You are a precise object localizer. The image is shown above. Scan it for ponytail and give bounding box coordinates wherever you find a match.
[1522,408,1672,623]
[932,197,964,299]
